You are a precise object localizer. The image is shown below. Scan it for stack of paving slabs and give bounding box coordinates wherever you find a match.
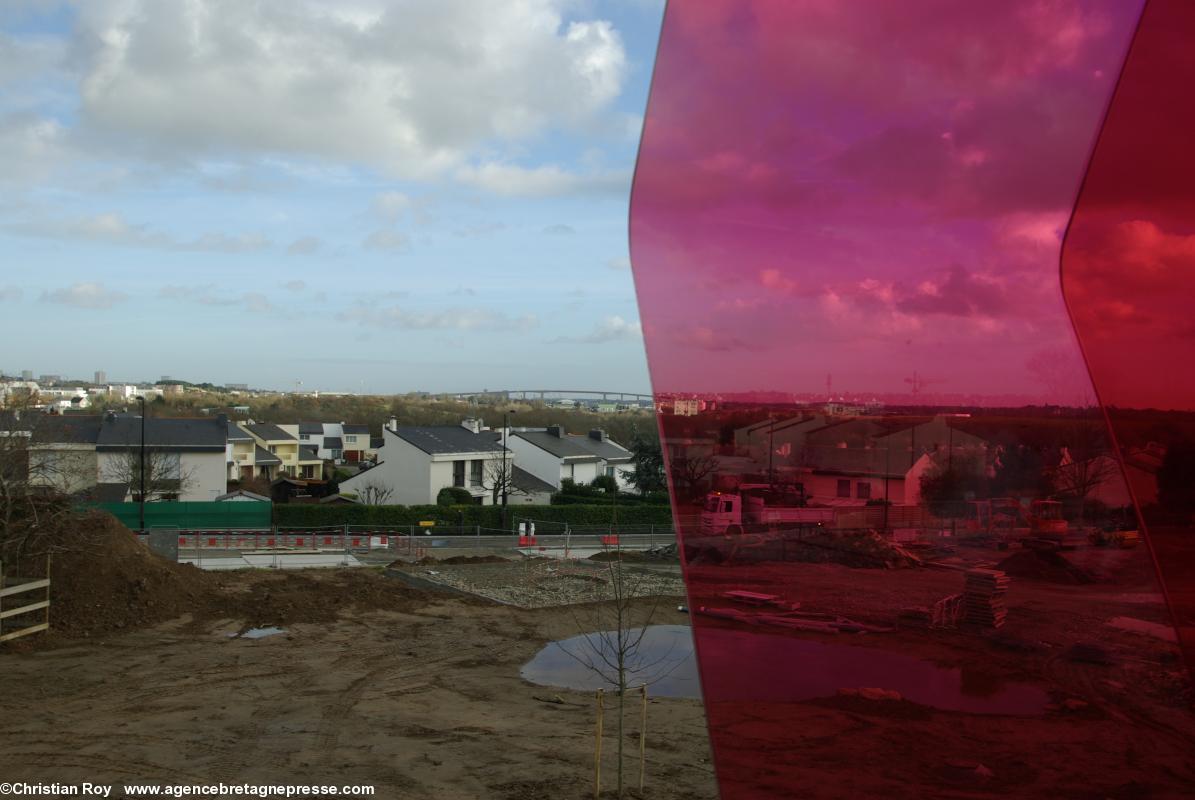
[963,569,1009,629]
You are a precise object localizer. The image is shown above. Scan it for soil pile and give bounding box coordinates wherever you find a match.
[996,549,1094,585]
[588,550,648,562]
[787,531,922,569]
[4,512,434,643]
[42,512,216,636]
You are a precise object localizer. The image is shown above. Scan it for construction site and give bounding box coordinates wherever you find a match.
[0,513,715,799]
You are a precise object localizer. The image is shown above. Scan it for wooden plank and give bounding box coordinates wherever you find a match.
[0,579,50,598]
[0,622,49,642]
[0,600,50,620]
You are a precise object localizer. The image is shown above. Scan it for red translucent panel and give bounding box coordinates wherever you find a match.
[1062,0,1195,666]
[630,2,1195,797]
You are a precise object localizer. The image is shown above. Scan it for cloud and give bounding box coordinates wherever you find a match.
[607,256,631,270]
[282,279,307,291]
[363,229,409,251]
[159,284,278,313]
[286,236,321,255]
[759,268,798,294]
[542,223,576,235]
[72,1,628,185]
[455,162,631,197]
[6,212,270,252]
[553,315,642,343]
[41,281,127,309]
[452,222,505,238]
[0,285,22,302]
[337,305,538,332]
[372,191,411,220]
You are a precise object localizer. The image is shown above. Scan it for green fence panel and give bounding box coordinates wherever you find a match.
[85,501,272,530]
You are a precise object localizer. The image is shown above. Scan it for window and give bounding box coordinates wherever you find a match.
[857,482,871,500]
[269,445,277,454]
[300,433,310,440]
[331,449,342,460]
[345,435,358,444]
[453,460,465,487]
[470,460,483,487]
[836,479,850,498]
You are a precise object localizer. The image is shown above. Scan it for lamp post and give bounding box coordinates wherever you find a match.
[136,395,146,532]
[501,409,516,530]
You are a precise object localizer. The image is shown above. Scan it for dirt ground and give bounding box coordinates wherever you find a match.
[680,539,1195,799]
[0,566,715,799]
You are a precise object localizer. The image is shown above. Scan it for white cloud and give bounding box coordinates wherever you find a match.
[41,281,127,309]
[553,315,642,343]
[607,256,631,270]
[338,305,537,331]
[286,236,321,255]
[282,279,307,291]
[0,285,23,302]
[7,212,271,252]
[543,223,576,235]
[363,229,409,251]
[160,284,278,313]
[372,191,411,220]
[455,162,631,197]
[73,1,628,184]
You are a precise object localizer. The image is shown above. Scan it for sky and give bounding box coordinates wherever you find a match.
[0,0,664,393]
[629,0,1147,406]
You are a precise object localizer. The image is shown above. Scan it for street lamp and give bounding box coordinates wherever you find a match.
[501,409,516,529]
[136,395,146,532]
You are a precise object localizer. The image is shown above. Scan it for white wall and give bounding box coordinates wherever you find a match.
[341,430,430,505]
[507,435,564,489]
[182,451,228,501]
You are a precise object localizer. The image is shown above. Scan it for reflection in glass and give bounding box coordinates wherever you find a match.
[630,2,1194,797]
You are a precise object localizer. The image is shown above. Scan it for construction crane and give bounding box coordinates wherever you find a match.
[904,371,945,396]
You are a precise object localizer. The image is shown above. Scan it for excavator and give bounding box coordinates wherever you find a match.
[962,497,1072,549]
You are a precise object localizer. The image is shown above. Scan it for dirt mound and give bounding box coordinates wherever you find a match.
[40,512,217,636]
[4,511,434,644]
[589,550,648,562]
[996,548,1094,585]
[440,555,509,565]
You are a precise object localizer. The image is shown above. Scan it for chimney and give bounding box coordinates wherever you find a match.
[547,424,563,438]
[589,429,606,443]
[461,418,482,434]
[388,416,398,432]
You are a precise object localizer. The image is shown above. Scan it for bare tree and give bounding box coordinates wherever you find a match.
[100,447,195,501]
[353,480,394,505]
[563,543,680,799]
[669,452,719,501]
[1051,419,1122,521]
[477,457,525,505]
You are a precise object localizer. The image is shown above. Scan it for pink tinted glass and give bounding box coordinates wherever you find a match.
[631,2,1195,797]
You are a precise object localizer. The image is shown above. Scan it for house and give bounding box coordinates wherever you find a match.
[505,425,636,491]
[511,465,555,504]
[241,422,323,479]
[339,420,508,505]
[341,424,370,462]
[226,422,256,481]
[95,414,229,501]
[27,414,103,495]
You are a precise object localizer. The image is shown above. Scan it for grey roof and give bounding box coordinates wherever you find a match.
[369,435,384,449]
[319,493,361,504]
[227,422,253,441]
[512,465,555,495]
[299,421,323,435]
[393,426,507,455]
[30,414,103,444]
[568,432,632,462]
[299,444,320,460]
[97,416,226,452]
[342,423,370,435]
[323,436,343,449]
[514,430,601,461]
[214,489,270,501]
[254,445,282,465]
[245,422,295,441]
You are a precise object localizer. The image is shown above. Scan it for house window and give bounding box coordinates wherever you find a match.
[470,460,483,487]
[300,433,310,440]
[837,479,850,498]
[345,435,358,444]
[331,449,342,460]
[269,445,277,454]
[453,460,465,487]
[857,482,871,500]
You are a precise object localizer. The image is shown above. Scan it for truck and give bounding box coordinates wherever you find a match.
[701,484,837,536]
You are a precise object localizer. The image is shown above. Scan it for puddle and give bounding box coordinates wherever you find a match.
[522,625,1048,715]
[227,627,287,640]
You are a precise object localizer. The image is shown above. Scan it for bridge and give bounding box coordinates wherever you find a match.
[448,389,654,403]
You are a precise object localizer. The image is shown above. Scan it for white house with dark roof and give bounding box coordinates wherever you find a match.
[339,420,508,505]
[506,425,635,491]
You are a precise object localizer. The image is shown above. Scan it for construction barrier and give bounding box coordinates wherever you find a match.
[0,557,52,643]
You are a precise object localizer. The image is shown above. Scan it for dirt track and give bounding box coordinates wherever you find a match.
[0,568,714,799]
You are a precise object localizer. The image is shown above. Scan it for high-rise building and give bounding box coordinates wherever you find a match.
[95,370,107,384]
[21,370,32,381]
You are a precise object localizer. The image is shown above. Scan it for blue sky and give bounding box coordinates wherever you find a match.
[0,1,663,393]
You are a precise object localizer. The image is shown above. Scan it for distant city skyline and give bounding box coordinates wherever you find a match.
[0,1,663,394]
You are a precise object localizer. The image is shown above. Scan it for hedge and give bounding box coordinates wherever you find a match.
[272,503,674,530]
